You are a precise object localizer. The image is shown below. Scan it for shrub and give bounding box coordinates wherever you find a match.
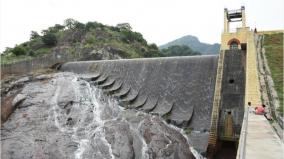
[74,22,85,30]
[85,21,104,31]
[143,50,163,57]
[149,43,159,50]
[121,30,145,43]
[86,34,96,44]
[110,26,120,32]
[12,45,26,56]
[161,45,201,57]
[27,50,35,56]
[35,47,51,55]
[42,33,57,46]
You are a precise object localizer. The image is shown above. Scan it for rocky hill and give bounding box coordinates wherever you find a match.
[1,19,162,65]
[159,35,220,54]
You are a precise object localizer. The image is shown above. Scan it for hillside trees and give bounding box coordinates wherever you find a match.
[11,45,26,56]
[64,18,78,30]
[30,31,40,40]
[2,19,184,64]
[42,33,57,46]
[161,45,201,56]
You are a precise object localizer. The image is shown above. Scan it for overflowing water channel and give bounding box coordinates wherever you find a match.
[1,73,204,159]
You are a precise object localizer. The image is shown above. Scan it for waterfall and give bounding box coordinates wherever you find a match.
[49,73,205,159]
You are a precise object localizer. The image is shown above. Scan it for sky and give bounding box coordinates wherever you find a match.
[0,0,283,52]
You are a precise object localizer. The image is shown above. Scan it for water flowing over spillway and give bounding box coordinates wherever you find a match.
[1,72,201,159]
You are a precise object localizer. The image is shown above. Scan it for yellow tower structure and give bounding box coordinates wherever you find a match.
[220,6,261,106]
[208,6,262,158]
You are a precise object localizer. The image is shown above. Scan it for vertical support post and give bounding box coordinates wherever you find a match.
[224,8,229,33]
[241,6,246,28]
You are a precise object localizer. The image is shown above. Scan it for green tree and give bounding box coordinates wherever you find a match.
[149,43,158,50]
[42,33,57,46]
[12,45,26,56]
[30,31,40,40]
[143,50,163,57]
[121,30,146,43]
[85,21,105,31]
[64,18,78,29]
[74,22,85,30]
[161,45,201,57]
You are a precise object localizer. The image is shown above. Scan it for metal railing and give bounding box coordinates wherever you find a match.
[236,107,249,159]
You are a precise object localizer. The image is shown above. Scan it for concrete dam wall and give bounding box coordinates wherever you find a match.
[219,50,246,141]
[60,55,219,153]
[60,56,219,132]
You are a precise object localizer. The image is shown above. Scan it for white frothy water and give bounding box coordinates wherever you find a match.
[190,147,205,159]
[75,139,89,159]
[135,112,149,159]
[74,79,116,159]
[50,75,117,159]
[138,121,149,159]
[50,73,205,159]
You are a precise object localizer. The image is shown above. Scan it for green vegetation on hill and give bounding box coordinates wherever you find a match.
[263,33,283,115]
[159,35,220,54]
[1,19,162,65]
[161,45,201,56]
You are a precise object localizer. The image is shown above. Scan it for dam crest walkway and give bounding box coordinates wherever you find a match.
[238,112,284,159]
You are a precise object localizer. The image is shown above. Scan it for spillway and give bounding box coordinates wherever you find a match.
[60,55,219,153]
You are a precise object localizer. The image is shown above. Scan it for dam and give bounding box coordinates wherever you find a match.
[58,48,246,157]
[1,6,283,159]
[60,55,219,154]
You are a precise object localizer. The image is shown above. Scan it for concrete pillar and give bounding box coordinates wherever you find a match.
[224,8,229,33]
[241,6,246,28]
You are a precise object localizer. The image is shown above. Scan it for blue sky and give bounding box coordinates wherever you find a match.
[0,0,283,52]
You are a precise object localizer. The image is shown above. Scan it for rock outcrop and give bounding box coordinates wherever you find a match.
[1,72,196,159]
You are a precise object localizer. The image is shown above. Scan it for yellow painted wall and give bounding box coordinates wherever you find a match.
[245,32,262,106]
[221,27,250,50]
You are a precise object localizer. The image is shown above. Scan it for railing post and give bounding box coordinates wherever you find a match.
[237,106,249,159]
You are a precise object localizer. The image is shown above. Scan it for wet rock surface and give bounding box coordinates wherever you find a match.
[1,72,197,159]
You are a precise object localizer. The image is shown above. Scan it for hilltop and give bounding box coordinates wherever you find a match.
[1,20,204,66]
[0,20,162,65]
[159,35,220,54]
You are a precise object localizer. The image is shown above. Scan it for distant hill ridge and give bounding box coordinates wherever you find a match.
[159,35,220,54]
